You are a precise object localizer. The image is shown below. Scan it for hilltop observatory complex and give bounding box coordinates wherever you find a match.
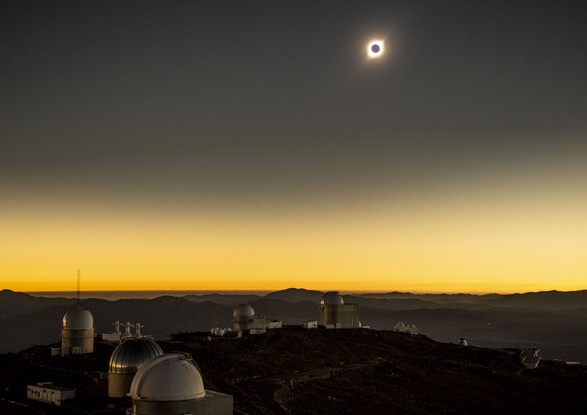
[61,306,94,354]
[320,291,360,328]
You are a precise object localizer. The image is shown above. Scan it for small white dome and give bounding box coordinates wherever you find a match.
[62,307,94,330]
[129,354,205,401]
[233,303,255,317]
[321,291,344,305]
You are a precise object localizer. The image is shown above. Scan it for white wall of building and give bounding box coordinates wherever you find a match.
[27,382,75,406]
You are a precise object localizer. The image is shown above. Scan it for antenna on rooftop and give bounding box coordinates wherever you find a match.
[76,270,81,304]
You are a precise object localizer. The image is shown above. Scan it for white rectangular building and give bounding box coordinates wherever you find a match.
[27,382,75,406]
[268,320,283,329]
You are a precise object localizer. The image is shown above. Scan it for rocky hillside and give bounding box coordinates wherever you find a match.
[1,327,586,414]
[171,327,587,414]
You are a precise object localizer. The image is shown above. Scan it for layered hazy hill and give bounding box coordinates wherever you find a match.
[0,289,76,320]
[1,288,587,362]
[359,289,587,310]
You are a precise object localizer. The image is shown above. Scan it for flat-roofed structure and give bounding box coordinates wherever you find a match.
[27,382,75,406]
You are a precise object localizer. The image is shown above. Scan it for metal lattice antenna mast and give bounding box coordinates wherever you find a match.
[76,270,81,305]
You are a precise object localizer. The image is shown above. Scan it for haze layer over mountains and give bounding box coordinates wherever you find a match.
[1,288,586,363]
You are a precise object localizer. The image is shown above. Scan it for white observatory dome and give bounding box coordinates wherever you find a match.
[129,354,205,401]
[62,307,94,330]
[233,303,255,318]
[109,338,164,374]
[321,291,344,305]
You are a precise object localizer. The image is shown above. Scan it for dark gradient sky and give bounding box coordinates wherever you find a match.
[2,1,587,292]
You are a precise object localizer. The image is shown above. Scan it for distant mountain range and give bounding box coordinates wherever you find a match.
[1,288,587,362]
[359,289,587,310]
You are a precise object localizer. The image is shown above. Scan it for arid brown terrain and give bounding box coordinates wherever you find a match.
[1,327,586,414]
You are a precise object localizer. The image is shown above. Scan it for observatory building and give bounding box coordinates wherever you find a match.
[232,303,267,334]
[128,353,233,415]
[319,291,360,328]
[61,306,94,354]
[108,337,164,398]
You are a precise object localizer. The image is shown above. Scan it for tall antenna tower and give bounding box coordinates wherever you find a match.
[76,269,81,304]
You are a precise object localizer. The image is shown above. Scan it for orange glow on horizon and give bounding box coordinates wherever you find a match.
[2,167,586,295]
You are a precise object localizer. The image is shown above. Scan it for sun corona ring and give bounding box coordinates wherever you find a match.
[367,39,384,58]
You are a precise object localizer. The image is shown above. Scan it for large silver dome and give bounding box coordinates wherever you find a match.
[62,307,94,330]
[109,338,164,374]
[321,291,344,305]
[233,303,255,317]
[129,354,205,401]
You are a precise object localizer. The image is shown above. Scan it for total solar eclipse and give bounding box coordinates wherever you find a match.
[367,40,384,58]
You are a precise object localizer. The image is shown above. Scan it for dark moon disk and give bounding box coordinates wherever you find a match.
[371,44,381,53]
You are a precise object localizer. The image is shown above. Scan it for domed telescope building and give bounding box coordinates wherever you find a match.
[320,291,360,328]
[61,306,94,354]
[128,353,233,415]
[232,303,267,334]
[108,337,164,398]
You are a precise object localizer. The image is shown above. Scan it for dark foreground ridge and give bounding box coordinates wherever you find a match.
[1,327,586,414]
